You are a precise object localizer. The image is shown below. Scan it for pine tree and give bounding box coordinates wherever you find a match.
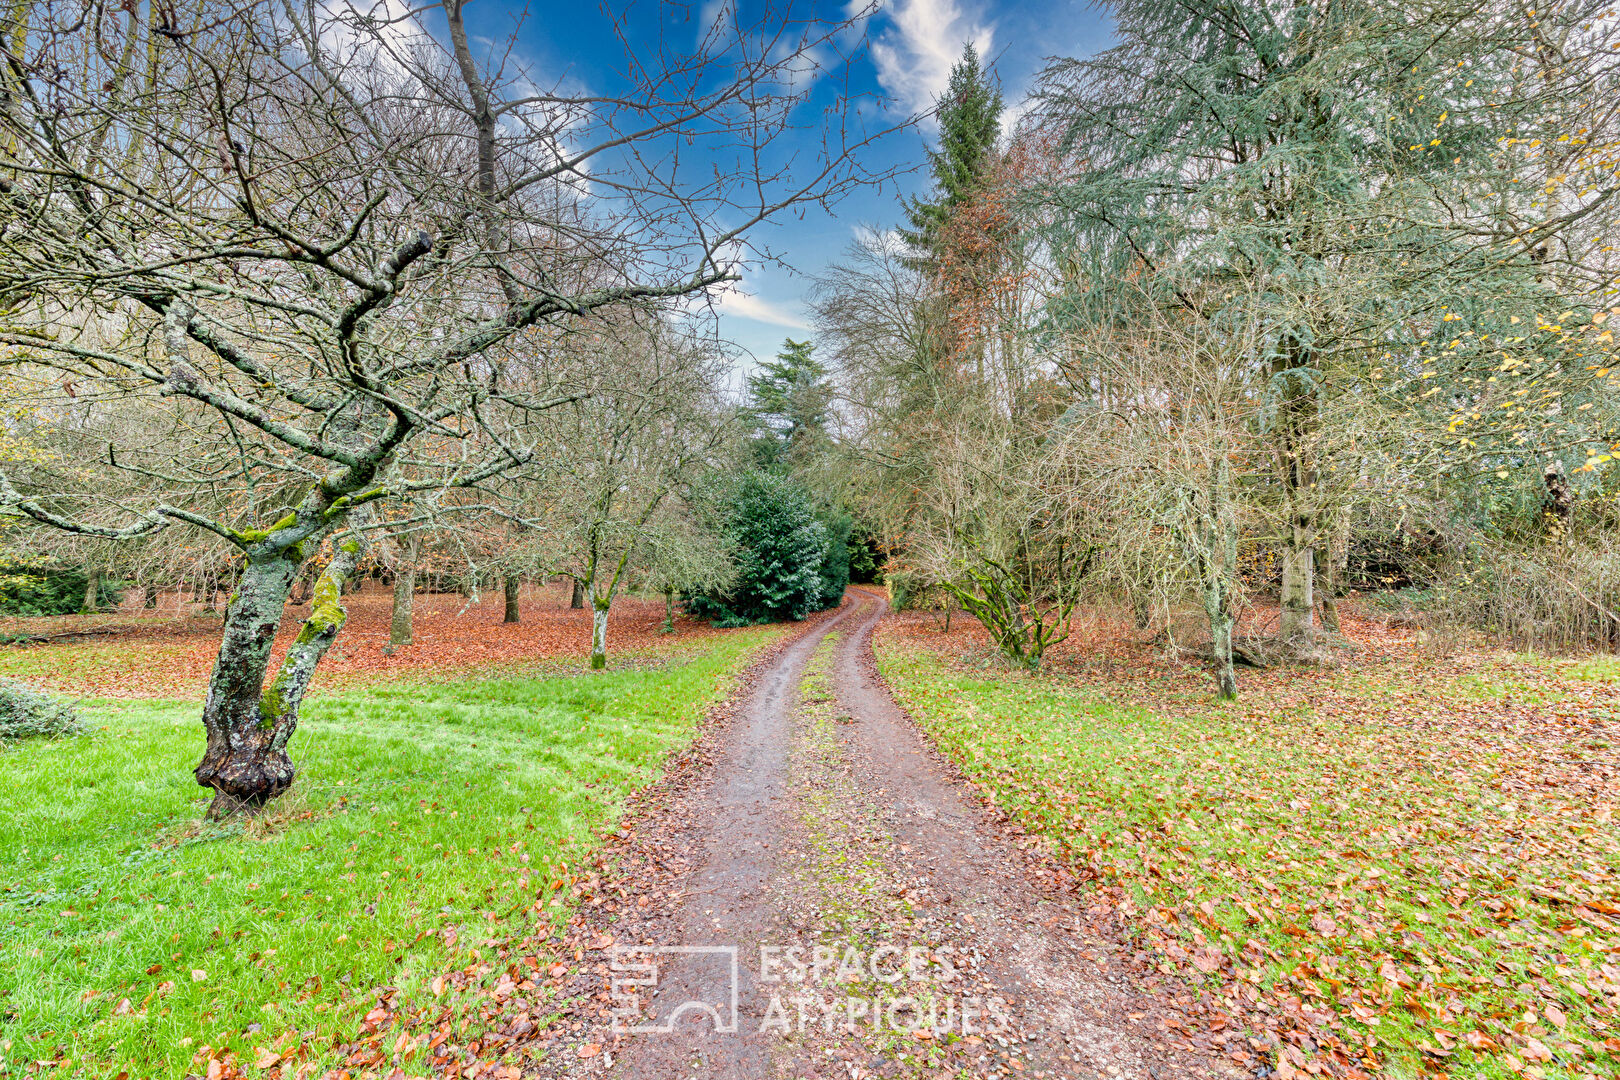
[900,43,1003,262]
[745,338,832,466]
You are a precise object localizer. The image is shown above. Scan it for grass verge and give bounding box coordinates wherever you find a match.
[0,626,779,1079]
[875,640,1620,1080]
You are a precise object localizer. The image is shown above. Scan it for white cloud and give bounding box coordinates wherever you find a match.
[1000,90,1036,139]
[712,286,811,330]
[866,0,993,117]
[851,223,906,256]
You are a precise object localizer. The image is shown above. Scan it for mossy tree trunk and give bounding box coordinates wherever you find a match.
[194,494,377,820]
[81,568,101,613]
[503,574,520,623]
[390,533,418,647]
[590,599,610,670]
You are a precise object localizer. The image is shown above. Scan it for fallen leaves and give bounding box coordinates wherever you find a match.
[878,598,1620,1078]
[0,583,736,698]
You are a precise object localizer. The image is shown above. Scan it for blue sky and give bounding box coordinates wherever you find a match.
[463,0,1115,374]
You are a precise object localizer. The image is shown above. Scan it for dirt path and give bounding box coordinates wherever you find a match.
[566,592,1233,1080]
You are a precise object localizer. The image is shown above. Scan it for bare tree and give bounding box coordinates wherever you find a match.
[509,314,731,669]
[1051,290,1272,698]
[0,0,901,815]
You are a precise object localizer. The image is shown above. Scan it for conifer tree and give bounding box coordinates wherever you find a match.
[745,339,833,466]
[901,43,1004,262]
[1033,0,1620,645]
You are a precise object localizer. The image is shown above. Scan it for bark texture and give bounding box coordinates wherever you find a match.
[569,576,585,609]
[1279,536,1315,643]
[195,518,370,819]
[590,604,609,670]
[503,575,520,623]
[81,569,100,614]
[390,538,417,646]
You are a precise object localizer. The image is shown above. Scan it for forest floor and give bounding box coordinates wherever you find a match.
[0,584,724,698]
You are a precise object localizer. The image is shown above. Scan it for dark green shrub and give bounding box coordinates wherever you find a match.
[816,510,851,609]
[0,557,124,615]
[847,523,884,584]
[685,472,832,625]
[0,678,82,744]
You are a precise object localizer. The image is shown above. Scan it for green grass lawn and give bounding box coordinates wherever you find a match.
[0,626,777,1078]
[876,642,1620,1080]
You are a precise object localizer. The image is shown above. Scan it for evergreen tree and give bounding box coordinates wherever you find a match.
[684,471,832,625]
[900,43,1004,262]
[745,338,833,466]
[1034,0,1619,644]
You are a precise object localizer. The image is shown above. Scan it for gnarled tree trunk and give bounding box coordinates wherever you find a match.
[195,515,370,819]
[81,568,101,613]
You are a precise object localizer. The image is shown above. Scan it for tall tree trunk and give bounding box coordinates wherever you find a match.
[1273,343,1318,645]
[569,576,585,609]
[81,568,101,614]
[503,575,520,623]
[1201,458,1240,700]
[195,524,369,819]
[1280,535,1315,642]
[590,599,610,670]
[390,535,418,647]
